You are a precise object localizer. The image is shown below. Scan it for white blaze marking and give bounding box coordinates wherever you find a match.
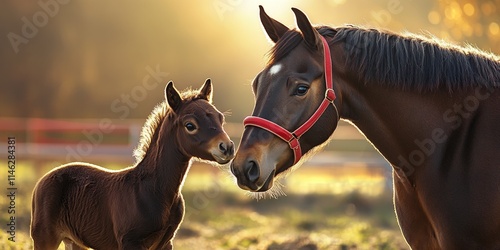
[269,64,283,76]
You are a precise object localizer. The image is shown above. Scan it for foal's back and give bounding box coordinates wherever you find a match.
[31,163,126,249]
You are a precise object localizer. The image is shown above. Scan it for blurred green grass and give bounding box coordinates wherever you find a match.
[175,190,407,250]
[0,161,408,250]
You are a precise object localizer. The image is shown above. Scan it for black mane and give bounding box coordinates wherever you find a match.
[269,25,500,92]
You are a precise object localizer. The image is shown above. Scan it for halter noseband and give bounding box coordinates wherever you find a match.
[244,36,339,165]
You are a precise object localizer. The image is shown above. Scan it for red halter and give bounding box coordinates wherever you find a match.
[244,36,339,164]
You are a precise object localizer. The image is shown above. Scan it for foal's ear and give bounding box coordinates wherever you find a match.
[292,7,321,50]
[199,78,213,103]
[165,81,183,112]
[260,5,289,43]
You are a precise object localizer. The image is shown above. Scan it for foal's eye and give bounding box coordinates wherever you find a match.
[185,122,197,132]
[295,85,309,96]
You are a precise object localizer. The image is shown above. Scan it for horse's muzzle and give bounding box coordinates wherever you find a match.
[230,157,275,192]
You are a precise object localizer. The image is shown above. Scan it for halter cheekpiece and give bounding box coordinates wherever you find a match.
[244,35,339,164]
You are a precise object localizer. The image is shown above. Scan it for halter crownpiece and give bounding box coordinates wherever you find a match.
[244,35,339,164]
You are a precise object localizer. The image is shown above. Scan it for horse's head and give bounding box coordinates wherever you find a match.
[231,7,341,193]
[166,79,234,164]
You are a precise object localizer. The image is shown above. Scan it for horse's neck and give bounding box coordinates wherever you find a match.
[341,83,457,178]
[134,130,190,199]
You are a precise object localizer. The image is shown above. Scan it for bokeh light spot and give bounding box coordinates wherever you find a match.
[428,11,441,25]
[445,2,462,20]
[489,22,499,36]
[463,3,475,16]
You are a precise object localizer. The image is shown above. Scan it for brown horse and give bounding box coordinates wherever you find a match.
[231,6,500,249]
[31,79,234,250]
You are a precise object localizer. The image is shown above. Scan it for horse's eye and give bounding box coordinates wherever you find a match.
[185,122,197,132]
[295,85,309,96]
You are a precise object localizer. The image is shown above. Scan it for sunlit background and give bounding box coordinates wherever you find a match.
[1,0,499,249]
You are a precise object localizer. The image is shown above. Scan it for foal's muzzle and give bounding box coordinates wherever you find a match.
[210,136,235,164]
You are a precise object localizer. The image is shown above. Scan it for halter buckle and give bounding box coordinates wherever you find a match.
[288,136,300,150]
[325,88,336,102]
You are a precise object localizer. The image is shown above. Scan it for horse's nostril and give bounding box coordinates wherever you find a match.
[245,160,260,183]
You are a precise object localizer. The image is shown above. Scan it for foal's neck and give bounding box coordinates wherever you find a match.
[134,121,191,199]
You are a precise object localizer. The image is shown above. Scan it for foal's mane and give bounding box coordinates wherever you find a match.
[269,25,500,92]
[133,89,208,163]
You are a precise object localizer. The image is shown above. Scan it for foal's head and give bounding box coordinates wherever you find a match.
[231,7,340,194]
[165,79,234,164]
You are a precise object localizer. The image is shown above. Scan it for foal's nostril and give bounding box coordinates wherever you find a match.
[219,141,235,156]
[245,160,260,183]
[219,142,227,152]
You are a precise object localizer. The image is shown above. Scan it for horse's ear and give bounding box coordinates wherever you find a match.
[165,81,182,112]
[292,7,321,50]
[199,78,213,103]
[260,5,289,43]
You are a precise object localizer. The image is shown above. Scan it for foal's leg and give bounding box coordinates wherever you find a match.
[31,178,65,250]
[32,237,63,250]
[63,239,88,250]
[158,195,186,250]
[31,214,64,250]
[118,231,149,250]
[118,241,148,250]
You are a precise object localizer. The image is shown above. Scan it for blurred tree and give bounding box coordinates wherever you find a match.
[0,1,498,120]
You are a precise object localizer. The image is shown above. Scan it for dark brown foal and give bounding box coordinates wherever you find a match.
[31,79,234,250]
